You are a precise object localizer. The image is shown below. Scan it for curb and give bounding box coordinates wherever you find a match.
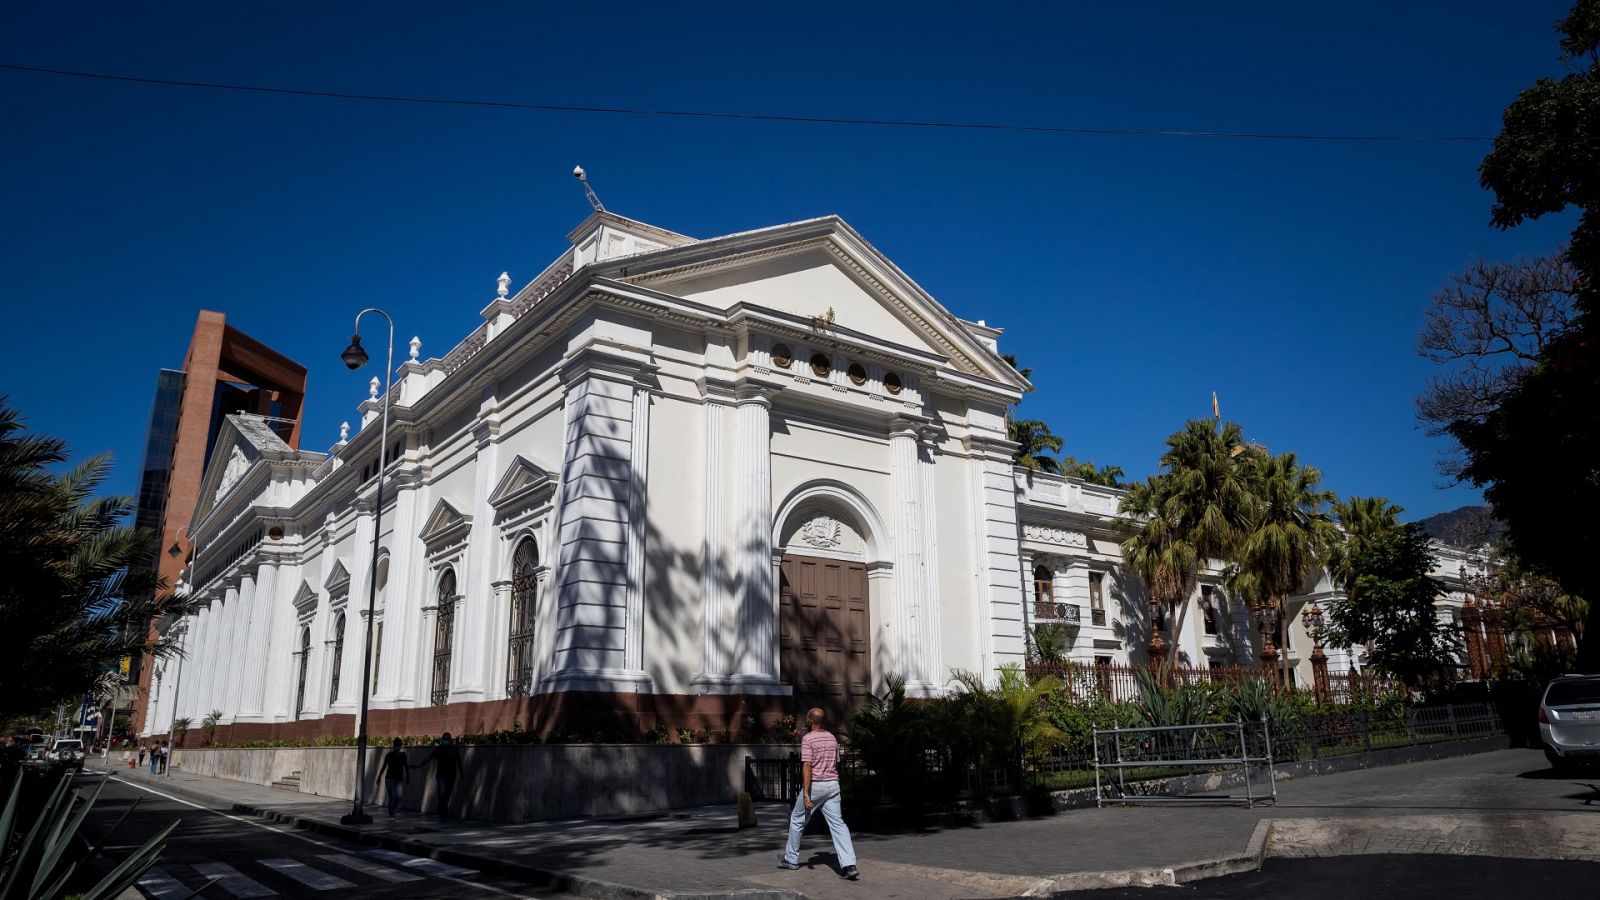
[1039,819,1273,894]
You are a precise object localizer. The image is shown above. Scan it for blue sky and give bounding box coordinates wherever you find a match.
[0,2,1579,520]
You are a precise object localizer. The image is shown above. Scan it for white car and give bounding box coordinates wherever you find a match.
[1539,675,1600,772]
[45,739,85,773]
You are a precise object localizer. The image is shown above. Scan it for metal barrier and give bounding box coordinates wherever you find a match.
[745,753,801,801]
[1092,721,1277,807]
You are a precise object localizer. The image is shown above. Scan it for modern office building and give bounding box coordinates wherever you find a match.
[129,311,307,736]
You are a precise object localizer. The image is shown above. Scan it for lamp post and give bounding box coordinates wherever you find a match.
[1252,603,1281,688]
[338,308,393,826]
[164,619,189,774]
[1303,602,1328,705]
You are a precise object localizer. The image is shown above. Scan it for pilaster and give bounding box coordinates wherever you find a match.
[544,345,656,692]
[731,385,779,683]
[693,393,732,688]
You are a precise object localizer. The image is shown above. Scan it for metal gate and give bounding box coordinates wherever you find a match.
[1093,721,1277,807]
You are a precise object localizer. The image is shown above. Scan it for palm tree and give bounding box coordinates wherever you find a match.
[1008,418,1063,474]
[1233,452,1339,685]
[1326,495,1404,601]
[1062,456,1125,487]
[1119,420,1258,666]
[1119,476,1200,666]
[202,709,223,745]
[0,397,193,719]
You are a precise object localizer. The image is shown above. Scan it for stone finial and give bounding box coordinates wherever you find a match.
[409,335,421,361]
[497,271,511,299]
[339,421,350,444]
[369,376,380,400]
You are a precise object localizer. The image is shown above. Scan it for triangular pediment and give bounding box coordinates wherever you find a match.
[292,579,319,613]
[613,218,1027,391]
[323,559,351,594]
[419,498,472,548]
[489,455,556,510]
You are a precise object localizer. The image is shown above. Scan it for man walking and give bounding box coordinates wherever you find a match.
[158,741,169,774]
[148,742,159,774]
[377,738,409,818]
[412,732,463,820]
[778,708,858,880]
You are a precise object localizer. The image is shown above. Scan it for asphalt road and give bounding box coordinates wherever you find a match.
[78,772,559,899]
[1072,854,1600,899]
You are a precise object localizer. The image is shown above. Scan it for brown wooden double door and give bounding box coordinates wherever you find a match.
[779,554,871,727]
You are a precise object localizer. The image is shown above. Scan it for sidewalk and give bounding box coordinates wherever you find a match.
[93,744,1578,900]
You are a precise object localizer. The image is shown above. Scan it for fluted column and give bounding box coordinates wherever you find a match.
[916,437,943,684]
[218,579,248,721]
[733,388,777,681]
[623,383,651,673]
[244,560,281,716]
[182,604,211,722]
[694,396,732,687]
[889,419,933,692]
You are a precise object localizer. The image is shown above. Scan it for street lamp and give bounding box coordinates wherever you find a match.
[164,619,189,775]
[1303,602,1329,705]
[339,308,394,826]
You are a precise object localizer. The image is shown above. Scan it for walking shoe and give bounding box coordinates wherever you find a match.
[842,865,859,880]
[777,858,799,870]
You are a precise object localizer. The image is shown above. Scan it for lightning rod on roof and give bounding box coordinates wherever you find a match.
[573,165,605,213]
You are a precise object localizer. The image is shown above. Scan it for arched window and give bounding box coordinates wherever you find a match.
[431,569,457,707]
[1033,565,1053,603]
[294,627,311,720]
[507,539,539,697]
[329,612,346,703]
[1033,564,1058,622]
[371,555,389,696]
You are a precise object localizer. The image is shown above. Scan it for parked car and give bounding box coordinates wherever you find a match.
[22,744,52,776]
[1538,675,1600,772]
[46,738,85,774]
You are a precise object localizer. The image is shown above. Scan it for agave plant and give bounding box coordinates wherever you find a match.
[0,771,175,900]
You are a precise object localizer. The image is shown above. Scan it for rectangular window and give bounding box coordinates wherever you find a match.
[1201,586,1219,636]
[1089,572,1106,626]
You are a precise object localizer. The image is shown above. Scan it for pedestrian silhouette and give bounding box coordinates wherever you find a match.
[377,738,410,818]
[412,733,463,820]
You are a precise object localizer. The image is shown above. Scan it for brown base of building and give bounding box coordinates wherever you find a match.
[154,691,796,747]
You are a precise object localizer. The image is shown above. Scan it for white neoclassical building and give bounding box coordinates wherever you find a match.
[139,211,1485,741]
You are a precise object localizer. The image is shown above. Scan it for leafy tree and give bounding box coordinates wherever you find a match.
[1417,251,1578,478]
[1465,1,1600,670]
[1326,525,1461,689]
[1232,452,1338,684]
[1008,418,1063,474]
[171,717,192,747]
[1031,623,1070,663]
[0,398,192,719]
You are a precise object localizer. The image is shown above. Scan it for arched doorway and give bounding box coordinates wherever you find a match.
[779,554,870,726]
[774,491,880,727]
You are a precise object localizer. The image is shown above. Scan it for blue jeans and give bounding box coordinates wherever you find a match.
[783,781,856,868]
[385,779,404,816]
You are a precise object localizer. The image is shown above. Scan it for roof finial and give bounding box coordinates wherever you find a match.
[338,421,350,444]
[369,376,380,400]
[573,165,605,212]
[497,271,511,299]
[409,335,421,361]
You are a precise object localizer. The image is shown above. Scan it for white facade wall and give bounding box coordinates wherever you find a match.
[143,211,1486,740]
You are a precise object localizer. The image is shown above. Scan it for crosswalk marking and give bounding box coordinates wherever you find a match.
[316,853,425,883]
[365,847,479,878]
[259,859,355,891]
[191,862,276,898]
[135,867,190,899]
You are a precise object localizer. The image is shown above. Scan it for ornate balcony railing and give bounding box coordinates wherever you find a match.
[1033,601,1080,624]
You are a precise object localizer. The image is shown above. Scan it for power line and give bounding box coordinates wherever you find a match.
[1,62,1495,143]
